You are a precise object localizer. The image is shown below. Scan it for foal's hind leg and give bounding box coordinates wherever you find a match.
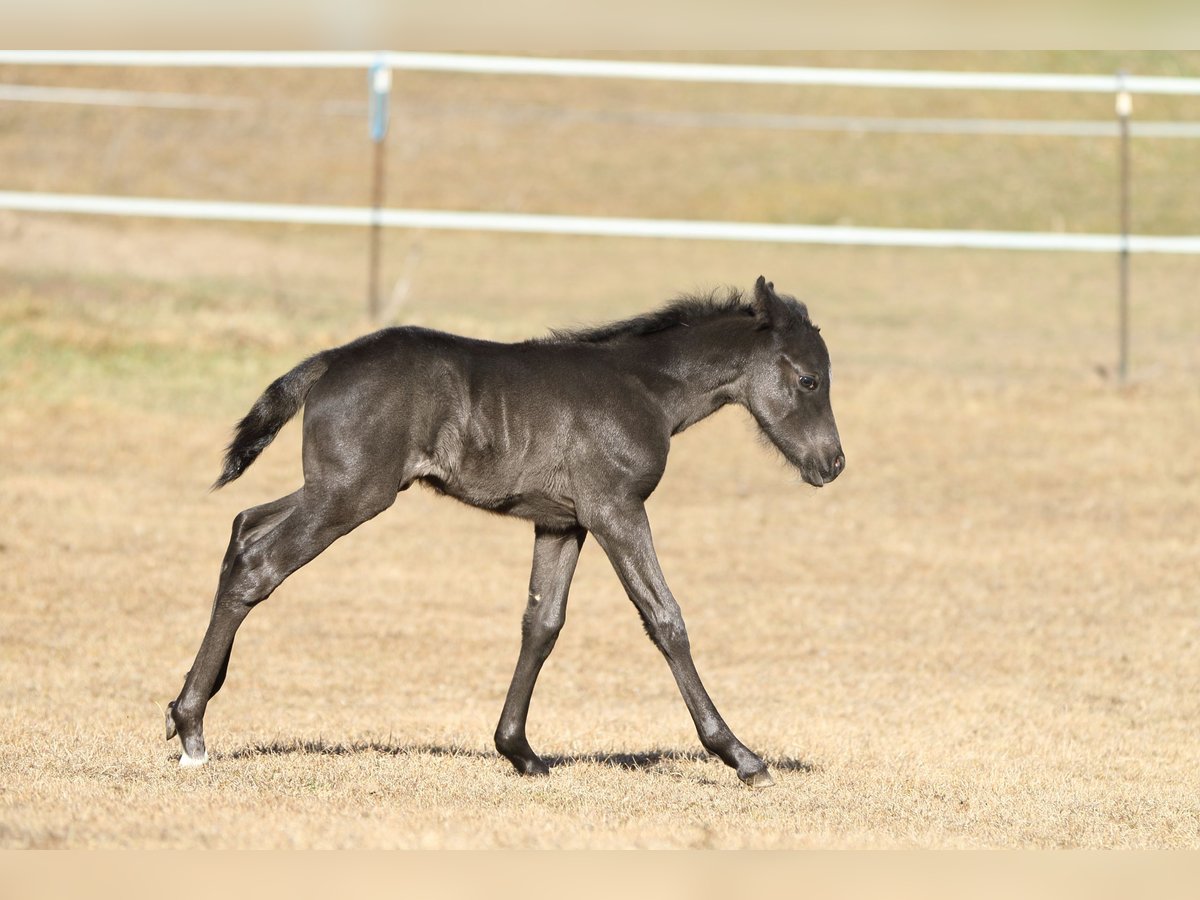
[165,491,300,748]
[167,482,395,765]
[494,526,586,776]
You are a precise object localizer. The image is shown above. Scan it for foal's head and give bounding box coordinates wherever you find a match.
[744,276,845,487]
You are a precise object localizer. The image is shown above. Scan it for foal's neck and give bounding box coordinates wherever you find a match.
[621,314,758,435]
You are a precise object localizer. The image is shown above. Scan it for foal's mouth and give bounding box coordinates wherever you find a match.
[801,470,828,488]
[799,454,845,488]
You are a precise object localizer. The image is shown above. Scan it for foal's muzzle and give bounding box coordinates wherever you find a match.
[805,450,845,487]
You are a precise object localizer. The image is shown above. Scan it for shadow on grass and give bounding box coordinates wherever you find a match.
[225,738,815,774]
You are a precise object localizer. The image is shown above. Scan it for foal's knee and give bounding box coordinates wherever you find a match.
[647,613,691,659]
[523,600,566,647]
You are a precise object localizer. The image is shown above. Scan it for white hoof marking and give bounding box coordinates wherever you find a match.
[179,749,209,768]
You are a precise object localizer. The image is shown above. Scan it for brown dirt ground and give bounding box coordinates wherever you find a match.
[1,55,1198,847]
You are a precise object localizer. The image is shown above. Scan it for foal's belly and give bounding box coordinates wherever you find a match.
[418,475,579,530]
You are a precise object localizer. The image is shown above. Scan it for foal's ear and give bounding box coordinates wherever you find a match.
[752,275,788,330]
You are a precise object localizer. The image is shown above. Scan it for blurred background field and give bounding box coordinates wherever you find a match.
[0,52,1197,848]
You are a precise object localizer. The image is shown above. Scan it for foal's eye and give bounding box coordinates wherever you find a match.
[798,374,819,391]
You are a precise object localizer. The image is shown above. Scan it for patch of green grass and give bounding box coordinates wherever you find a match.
[0,325,286,413]
[0,267,348,415]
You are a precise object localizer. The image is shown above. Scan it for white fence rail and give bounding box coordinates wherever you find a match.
[3,191,1199,255]
[0,51,1198,255]
[4,50,1200,96]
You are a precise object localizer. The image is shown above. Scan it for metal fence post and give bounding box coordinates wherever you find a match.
[1116,70,1132,384]
[367,55,392,322]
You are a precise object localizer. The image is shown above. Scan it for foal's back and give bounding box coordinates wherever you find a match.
[299,327,667,529]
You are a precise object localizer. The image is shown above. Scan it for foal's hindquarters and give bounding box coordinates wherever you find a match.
[166,366,418,764]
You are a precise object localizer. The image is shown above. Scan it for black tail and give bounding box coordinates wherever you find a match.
[211,352,332,490]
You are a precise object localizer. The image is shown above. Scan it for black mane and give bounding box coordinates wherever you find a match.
[547,289,749,344]
[540,288,813,344]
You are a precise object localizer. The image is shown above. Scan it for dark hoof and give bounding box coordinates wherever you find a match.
[511,756,551,778]
[496,732,550,777]
[739,766,775,788]
[164,702,177,741]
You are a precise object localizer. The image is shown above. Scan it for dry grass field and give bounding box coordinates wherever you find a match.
[1,53,1198,848]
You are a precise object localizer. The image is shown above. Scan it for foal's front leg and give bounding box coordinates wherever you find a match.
[494,525,587,776]
[588,502,773,787]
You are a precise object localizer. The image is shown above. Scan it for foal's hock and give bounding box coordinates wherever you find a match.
[166,275,844,786]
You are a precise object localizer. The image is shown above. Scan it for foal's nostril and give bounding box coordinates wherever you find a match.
[832,453,845,475]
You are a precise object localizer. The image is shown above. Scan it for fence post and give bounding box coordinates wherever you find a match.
[367,55,392,322]
[1116,70,1132,384]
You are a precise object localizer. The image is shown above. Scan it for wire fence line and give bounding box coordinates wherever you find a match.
[479,108,1200,139]
[0,83,257,111]
[5,82,1200,138]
